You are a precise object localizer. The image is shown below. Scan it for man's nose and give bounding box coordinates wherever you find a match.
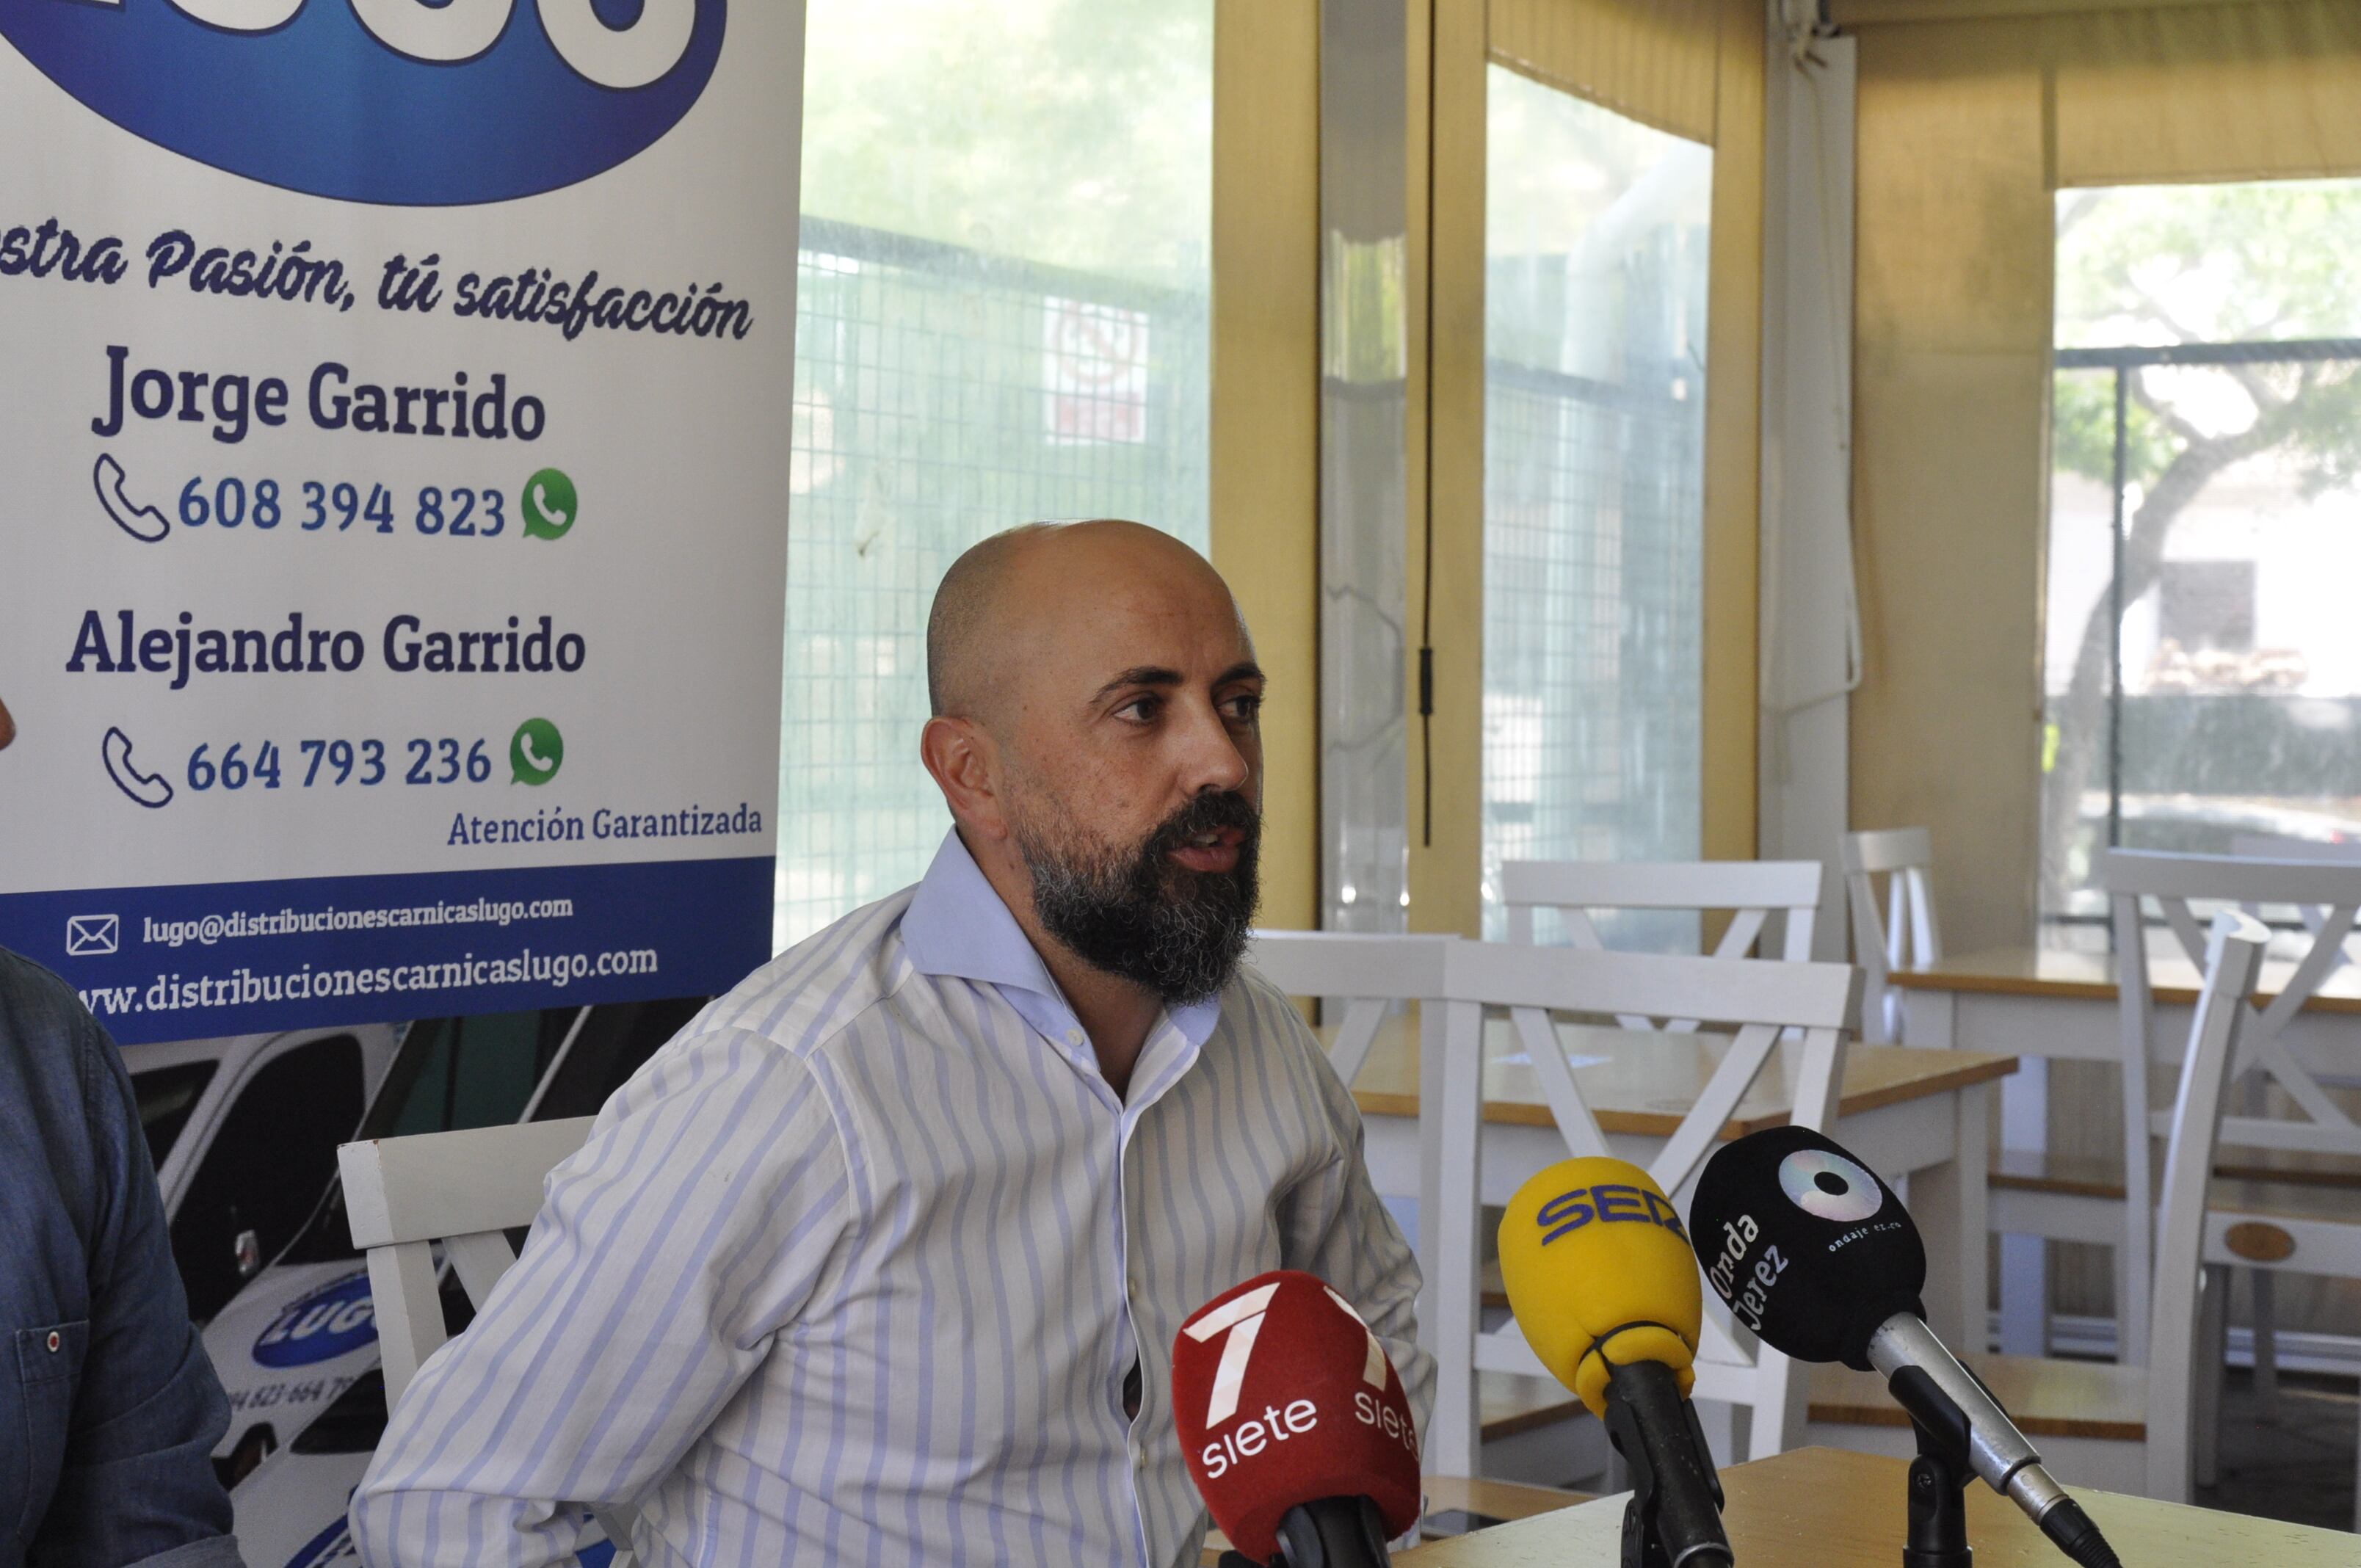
[1175,700,1252,796]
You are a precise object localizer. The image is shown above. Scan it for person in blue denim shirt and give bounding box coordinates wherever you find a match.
[0,947,243,1567]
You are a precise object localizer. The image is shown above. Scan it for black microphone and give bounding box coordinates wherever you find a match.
[1689,1125,2122,1568]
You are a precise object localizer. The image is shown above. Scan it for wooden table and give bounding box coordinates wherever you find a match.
[1393,1445,2357,1565]
[1894,946,2361,1352]
[1339,1014,2016,1348]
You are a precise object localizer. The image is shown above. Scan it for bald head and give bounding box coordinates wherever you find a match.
[918,519,1266,1015]
[926,520,1241,722]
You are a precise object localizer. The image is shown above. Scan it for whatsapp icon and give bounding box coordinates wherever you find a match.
[521,468,578,540]
[510,718,565,785]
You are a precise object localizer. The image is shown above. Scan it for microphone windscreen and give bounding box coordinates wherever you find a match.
[1688,1125,1926,1370]
[1497,1157,1700,1418]
[1171,1270,1421,1563]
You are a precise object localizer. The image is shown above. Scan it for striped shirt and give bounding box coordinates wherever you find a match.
[349,831,1433,1567]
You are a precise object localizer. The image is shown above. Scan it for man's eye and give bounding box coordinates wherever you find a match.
[1224,694,1263,722]
[1117,695,1161,723]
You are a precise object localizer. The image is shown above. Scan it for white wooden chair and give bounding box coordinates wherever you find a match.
[2106,850,2361,1515]
[340,1117,639,1566]
[1840,828,1942,1045]
[1805,910,2272,1507]
[1498,860,1824,1033]
[1244,929,1458,1094]
[2106,850,2361,1364]
[2146,909,2270,1504]
[2228,833,2361,979]
[1422,938,1862,1478]
[1244,929,1483,1462]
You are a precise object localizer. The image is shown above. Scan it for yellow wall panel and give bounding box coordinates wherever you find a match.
[1212,0,1323,932]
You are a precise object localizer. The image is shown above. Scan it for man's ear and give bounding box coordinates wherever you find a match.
[921,715,1007,841]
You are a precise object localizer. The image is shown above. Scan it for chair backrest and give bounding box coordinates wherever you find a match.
[1498,860,1825,1032]
[340,1117,639,1562]
[2144,910,2269,1503]
[2228,833,2361,970]
[1839,827,1942,1045]
[1244,929,1457,1090]
[2227,832,2361,864]
[1421,939,1862,1476]
[2101,849,2361,1363]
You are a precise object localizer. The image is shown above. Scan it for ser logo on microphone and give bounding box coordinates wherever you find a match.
[1534,1180,1687,1245]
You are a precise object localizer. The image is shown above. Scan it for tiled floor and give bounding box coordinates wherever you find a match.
[2196,1369,2358,1533]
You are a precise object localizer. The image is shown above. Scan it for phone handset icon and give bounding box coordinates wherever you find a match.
[95,454,170,543]
[103,726,175,809]
[520,469,577,540]
[509,718,565,785]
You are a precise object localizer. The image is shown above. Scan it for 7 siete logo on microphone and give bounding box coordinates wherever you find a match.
[1172,1269,1424,1564]
[1178,1279,1407,1478]
[1172,1270,1418,1481]
[0,0,725,205]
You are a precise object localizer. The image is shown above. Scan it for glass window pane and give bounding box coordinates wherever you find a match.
[1480,67,1711,945]
[2042,181,2361,943]
[132,1061,217,1172]
[170,1037,364,1322]
[780,0,1214,948]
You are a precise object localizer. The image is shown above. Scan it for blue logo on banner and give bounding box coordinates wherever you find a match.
[253,1270,377,1368]
[285,1515,352,1568]
[0,0,725,206]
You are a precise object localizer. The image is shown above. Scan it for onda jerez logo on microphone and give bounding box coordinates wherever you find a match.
[1704,1143,1896,1332]
[0,0,725,205]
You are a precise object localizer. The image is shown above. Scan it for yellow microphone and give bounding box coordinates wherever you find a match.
[1499,1157,1730,1567]
[1498,1155,1701,1416]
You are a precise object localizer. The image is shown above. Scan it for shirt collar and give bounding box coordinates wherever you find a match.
[902,830,1224,1057]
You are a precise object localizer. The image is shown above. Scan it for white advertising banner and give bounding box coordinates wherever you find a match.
[0,0,802,1044]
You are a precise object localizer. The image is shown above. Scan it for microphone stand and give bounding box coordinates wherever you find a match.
[1600,1364,1732,1568]
[1214,1497,1392,1567]
[1891,1367,1973,1568]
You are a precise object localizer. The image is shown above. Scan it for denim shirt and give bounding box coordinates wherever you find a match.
[0,950,244,1568]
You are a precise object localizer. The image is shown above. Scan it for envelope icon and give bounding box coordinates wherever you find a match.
[66,914,119,957]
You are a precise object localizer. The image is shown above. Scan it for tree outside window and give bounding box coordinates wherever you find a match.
[2042,179,2361,933]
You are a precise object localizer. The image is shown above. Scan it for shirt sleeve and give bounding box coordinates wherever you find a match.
[1272,1012,1437,1445]
[39,992,245,1568]
[349,1026,858,1567]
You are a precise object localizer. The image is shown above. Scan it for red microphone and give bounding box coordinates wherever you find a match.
[1171,1269,1421,1567]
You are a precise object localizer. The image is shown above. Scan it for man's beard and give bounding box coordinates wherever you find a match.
[1014,790,1261,1006]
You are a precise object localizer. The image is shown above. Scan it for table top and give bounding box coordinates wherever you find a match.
[1394,1445,2357,1565]
[1336,1014,2015,1138]
[1892,945,2361,1015]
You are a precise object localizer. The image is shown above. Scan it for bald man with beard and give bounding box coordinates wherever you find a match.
[354,521,1433,1568]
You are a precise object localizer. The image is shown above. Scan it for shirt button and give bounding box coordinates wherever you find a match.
[1065,1028,1084,1047]
[45,1331,60,1353]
